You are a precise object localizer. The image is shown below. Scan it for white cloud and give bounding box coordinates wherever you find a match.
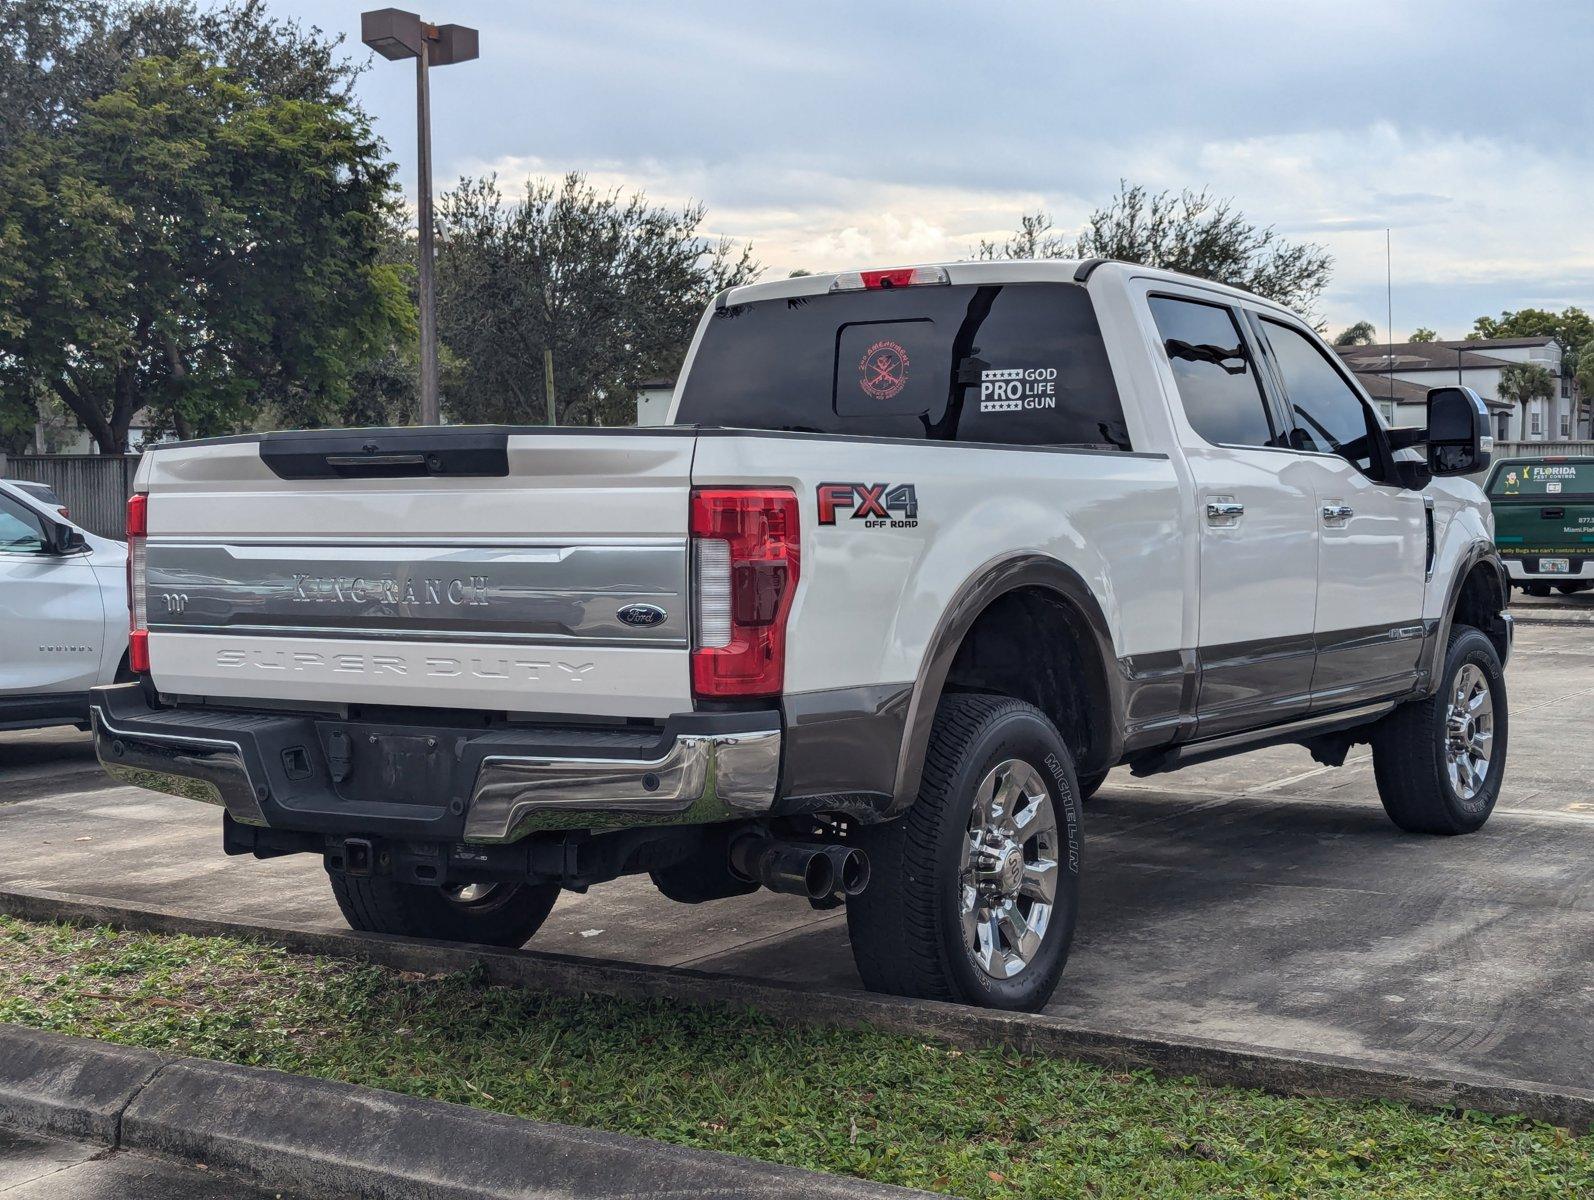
[455,120,1594,334]
[462,153,1058,277]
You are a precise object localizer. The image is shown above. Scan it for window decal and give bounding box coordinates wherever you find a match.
[858,340,909,401]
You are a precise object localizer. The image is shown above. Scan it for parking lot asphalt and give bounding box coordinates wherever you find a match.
[2,617,1591,1100]
[0,1124,285,1199]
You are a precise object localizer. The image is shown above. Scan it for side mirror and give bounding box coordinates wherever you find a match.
[1424,385,1493,476]
[42,518,86,556]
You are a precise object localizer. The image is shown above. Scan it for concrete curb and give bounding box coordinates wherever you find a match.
[0,1024,164,1144]
[3,885,1592,1134]
[1512,612,1594,626]
[0,1024,936,1200]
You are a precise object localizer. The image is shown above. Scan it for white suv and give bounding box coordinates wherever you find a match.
[0,480,129,731]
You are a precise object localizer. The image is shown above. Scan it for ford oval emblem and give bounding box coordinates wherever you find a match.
[617,603,668,628]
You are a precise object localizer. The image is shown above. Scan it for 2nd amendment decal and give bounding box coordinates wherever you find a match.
[817,482,919,528]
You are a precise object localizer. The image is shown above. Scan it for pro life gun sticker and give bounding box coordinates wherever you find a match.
[816,482,920,528]
[980,367,1058,413]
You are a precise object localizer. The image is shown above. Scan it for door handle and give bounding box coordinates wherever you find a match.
[1322,503,1354,523]
[1206,500,1245,527]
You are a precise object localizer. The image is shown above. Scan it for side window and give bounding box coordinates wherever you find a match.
[1148,296,1278,448]
[1262,319,1379,472]
[0,496,47,554]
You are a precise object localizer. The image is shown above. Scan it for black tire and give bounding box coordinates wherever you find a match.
[327,873,559,947]
[1556,583,1588,595]
[1522,583,1552,597]
[1077,769,1109,801]
[1372,626,1507,835]
[846,694,1081,1011]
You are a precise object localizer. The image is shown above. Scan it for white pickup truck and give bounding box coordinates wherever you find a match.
[92,259,1511,1011]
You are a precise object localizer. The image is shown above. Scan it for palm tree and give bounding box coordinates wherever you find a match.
[1498,362,1555,440]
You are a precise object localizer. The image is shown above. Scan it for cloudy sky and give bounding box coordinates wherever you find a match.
[265,1,1593,337]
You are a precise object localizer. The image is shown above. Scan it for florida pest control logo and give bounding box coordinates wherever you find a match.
[816,482,919,529]
[858,340,909,400]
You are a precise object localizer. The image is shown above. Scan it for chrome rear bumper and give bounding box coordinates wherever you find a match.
[90,685,779,843]
[465,728,780,842]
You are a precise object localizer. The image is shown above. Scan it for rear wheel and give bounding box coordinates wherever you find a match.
[327,873,559,947]
[846,694,1081,1011]
[1371,626,1507,835]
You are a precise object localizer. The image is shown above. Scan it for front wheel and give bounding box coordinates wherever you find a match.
[1371,626,1507,835]
[846,695,1081,1011]
[328,873,559,947]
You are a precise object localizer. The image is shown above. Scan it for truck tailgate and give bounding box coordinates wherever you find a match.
[135,428,696,718]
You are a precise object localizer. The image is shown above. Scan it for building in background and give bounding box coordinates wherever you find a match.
[1337,337,1583,442]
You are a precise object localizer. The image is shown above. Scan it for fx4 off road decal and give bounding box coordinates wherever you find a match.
[816,482,919,528]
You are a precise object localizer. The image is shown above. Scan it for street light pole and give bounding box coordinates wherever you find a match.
[361,9,478,427]
[414,36,437,424]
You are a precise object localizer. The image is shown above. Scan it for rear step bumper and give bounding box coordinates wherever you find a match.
[89,683,779,843]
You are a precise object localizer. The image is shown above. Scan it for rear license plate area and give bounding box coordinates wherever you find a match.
[322,727,454,806]
[1539,558,1571,574]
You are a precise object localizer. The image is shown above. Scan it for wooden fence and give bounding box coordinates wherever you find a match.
[0,454,141,539]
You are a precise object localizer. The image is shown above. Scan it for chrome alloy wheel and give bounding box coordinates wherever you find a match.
[959,758,1060,980]
[1444,663,1494,801]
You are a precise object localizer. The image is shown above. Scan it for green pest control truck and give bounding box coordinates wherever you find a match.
[1487,456,1594,595]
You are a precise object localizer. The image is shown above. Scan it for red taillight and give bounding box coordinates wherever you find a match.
[690,488,800,698]
[126,493,149,674]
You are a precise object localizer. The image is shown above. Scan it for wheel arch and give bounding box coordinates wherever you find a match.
[1424,541,1511,689]
[888,553,1123,815]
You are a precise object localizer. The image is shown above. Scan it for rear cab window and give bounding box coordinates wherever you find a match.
[676,282,1131,450]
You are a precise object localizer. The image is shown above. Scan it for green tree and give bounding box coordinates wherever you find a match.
[1333,321,1378,346]
[1498,362,1555,439]
[1575,337,1594,433]
[1471,308,1594,434]
[0,52,408,451]
[436,172,758,427]
[978,182,1333,313]
[1470,306,1593,349]
[0,1,401,449]
[1409,327,1439,343]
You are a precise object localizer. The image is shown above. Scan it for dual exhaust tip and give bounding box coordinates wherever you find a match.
[729,835,870,901]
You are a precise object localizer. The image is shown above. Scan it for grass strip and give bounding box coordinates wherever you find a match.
[0,914,1588,1199]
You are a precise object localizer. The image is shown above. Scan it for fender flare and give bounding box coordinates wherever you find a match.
[1423,540,1510,688]
[888,552,1123,815]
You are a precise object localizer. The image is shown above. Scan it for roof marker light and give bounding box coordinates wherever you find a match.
[830,266,950,292]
